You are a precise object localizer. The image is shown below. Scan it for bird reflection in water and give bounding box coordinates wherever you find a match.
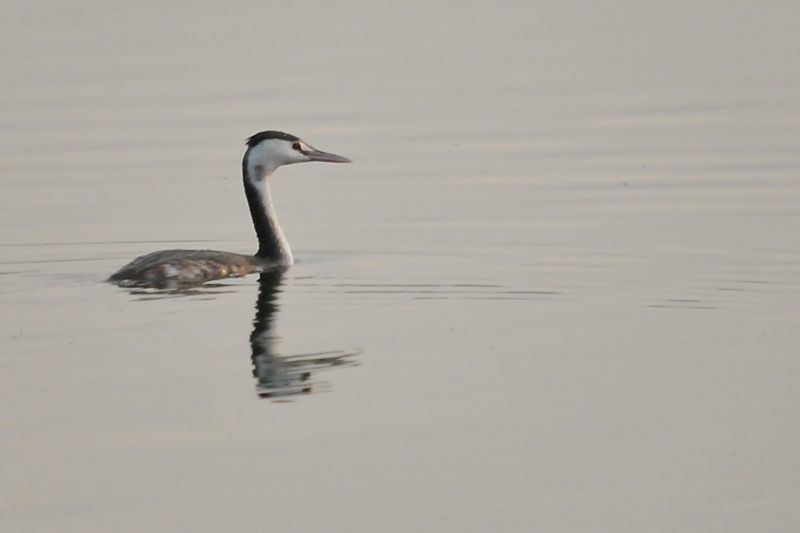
[251,269,359,401]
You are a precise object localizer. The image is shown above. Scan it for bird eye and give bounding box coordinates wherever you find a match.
[292,142,302,151]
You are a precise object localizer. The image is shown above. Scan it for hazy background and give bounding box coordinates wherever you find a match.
[2,2,799,532]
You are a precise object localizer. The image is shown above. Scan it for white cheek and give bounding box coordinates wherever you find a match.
[248,143,283,174]
[247,140,310,176]
[290,151,309,164]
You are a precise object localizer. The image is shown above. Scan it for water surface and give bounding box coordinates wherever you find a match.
[2,2,799,531]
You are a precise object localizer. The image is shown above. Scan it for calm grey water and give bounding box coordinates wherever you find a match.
[2,2,799,531]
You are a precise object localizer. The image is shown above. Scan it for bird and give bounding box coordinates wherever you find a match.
[109,130,350,289]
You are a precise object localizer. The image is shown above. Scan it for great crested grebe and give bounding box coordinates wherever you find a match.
[109,130,350,288]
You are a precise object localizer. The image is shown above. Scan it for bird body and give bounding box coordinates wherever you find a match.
[109,131,350,289]
[108,249,265,288]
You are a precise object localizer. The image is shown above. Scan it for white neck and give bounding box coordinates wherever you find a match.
[245,166,293,265]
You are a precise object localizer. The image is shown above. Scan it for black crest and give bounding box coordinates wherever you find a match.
[246,130,300,147]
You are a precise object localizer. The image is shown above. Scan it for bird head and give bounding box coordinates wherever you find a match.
[244,130,351,178]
